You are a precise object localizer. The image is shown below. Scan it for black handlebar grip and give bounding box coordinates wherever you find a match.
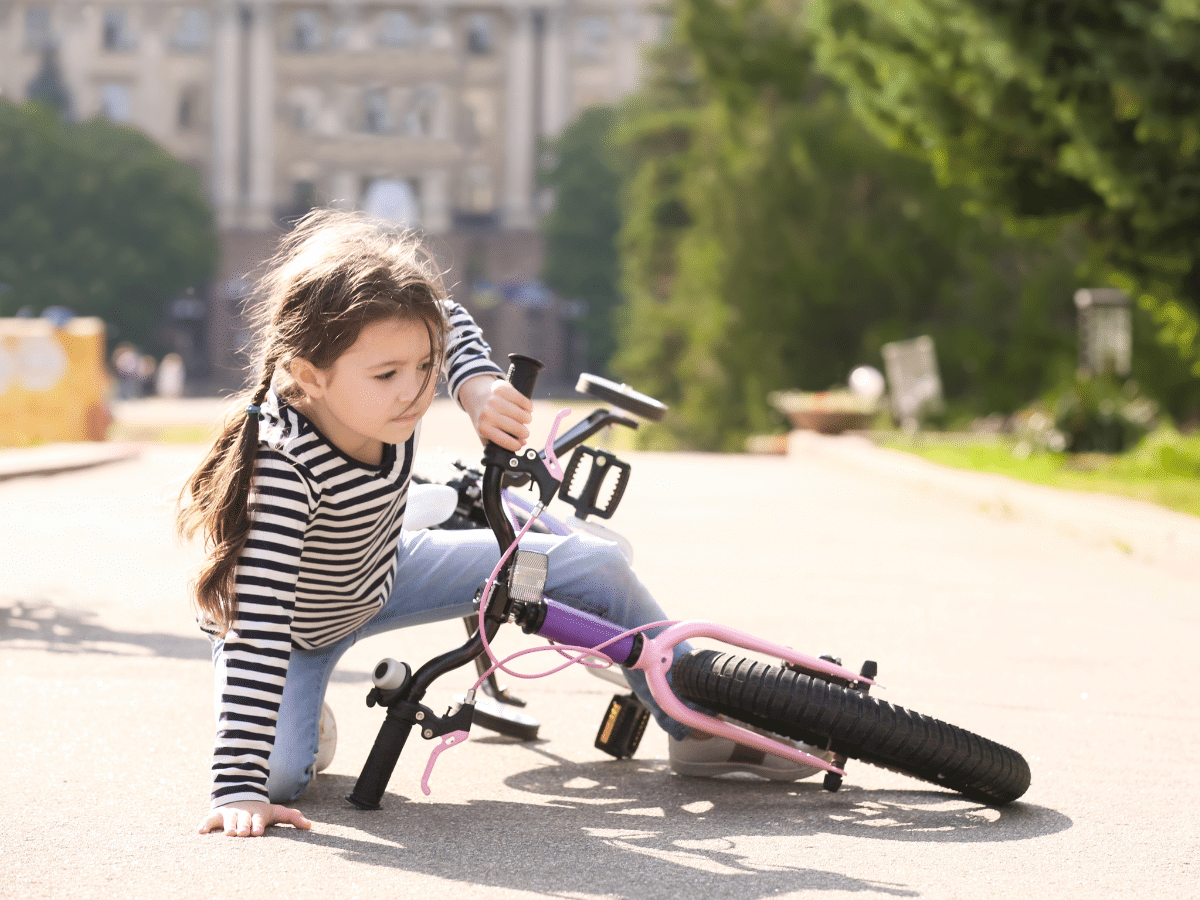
[346,710,415,810]
[505,354,544,399]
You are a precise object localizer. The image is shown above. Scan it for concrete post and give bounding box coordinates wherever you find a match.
[421,168,451,234]
[211,0,241,227]
[540,1,571,138]
[246,0,276,228]
[501,5,535,229]
[137,3,167,142]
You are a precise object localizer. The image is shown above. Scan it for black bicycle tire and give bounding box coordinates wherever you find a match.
[673,649,1030,806]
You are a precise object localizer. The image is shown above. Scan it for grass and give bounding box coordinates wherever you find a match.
[884,435,1200,519]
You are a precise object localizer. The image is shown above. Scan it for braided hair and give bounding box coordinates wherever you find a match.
[177,209,449,635]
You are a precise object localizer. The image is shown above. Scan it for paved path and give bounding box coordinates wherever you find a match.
[1,402,1197,899]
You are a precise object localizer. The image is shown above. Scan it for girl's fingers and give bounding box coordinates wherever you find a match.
[197,810,223,834]
[491,380,535,415]
[198,802,310,837]
[232,809,252,836]
[273,805,313,830]
[478,405,531,449]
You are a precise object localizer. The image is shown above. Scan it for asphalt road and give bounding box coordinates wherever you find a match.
[1,401,1197,899]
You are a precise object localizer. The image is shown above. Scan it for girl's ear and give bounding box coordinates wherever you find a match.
[289,357,327,400]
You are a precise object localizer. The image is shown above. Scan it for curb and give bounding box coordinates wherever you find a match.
[786,429,1200,572]
[0,443,142,481]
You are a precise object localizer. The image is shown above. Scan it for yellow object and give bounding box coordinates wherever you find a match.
[0,317,111,446]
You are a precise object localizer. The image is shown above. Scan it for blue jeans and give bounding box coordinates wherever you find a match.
[211,527,694,804]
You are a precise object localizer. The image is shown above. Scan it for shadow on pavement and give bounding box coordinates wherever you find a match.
[503,757,1069,845]
[0,597,372,683]
[272,754,1070,899]
[0,597,212,659]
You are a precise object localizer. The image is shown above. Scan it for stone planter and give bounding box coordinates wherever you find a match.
[769,391,876,435]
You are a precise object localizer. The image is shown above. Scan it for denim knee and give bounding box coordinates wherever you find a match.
[266,751,313,804]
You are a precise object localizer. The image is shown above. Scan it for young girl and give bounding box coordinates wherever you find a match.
[179,209,821,838]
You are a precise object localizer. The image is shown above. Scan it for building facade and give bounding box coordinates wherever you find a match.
[1,0,664,388]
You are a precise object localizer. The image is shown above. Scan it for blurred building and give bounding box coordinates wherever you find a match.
[0,0,664,390]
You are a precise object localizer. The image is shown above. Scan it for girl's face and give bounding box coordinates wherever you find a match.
[293,316,437,465]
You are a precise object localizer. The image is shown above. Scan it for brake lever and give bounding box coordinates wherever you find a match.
[421,730,470,796]
[480,408,570,507]
[543,407,571,482]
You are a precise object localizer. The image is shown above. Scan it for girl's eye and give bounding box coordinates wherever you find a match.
[374,370,396,381]
[418,361,433,373]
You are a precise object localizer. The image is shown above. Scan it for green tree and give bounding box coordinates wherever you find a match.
[0,100,218,350]
[614,0,1082,450]
[809,0,1200,413]
[25,47,72,119]
[540,106,624,373]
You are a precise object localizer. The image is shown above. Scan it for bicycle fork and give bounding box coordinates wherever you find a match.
[349,595,873,808]
[517,597,873,778]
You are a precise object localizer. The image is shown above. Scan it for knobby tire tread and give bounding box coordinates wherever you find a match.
[673,649,1030,805]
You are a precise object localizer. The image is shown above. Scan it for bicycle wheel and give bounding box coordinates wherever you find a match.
[672,649,1030,805]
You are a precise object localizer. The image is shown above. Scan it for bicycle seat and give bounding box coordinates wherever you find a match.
[404,483,458,530]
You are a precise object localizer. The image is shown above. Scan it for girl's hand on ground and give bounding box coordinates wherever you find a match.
[459,375,534,451]
[198,800,312,837]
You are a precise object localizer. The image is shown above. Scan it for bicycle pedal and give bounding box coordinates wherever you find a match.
[594,693,650,759]
[560,446,630,520]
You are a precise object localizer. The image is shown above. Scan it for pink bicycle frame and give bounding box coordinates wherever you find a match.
[479,408,871,777]
[632,621,871,775]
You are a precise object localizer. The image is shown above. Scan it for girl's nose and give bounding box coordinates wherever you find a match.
[397,372,423,402]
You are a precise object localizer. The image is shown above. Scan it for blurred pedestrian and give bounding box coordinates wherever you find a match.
[156,352,185,398]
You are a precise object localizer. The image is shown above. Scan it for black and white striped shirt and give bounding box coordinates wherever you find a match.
[210,301,502,807]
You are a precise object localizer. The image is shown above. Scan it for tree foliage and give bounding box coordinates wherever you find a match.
[0,100,218,349]
[613,0,1083,450]
[539,106,624,373]
[809,0,1200,405]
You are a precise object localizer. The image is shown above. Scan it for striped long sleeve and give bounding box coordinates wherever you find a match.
[210,451,309,806]
[210,427,415,806]
[443,300,503,397]
[208,300,498,807]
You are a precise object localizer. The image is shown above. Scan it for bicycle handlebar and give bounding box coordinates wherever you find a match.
[346,356,546,810]
[481,354,545,561]
[504,353,544,403]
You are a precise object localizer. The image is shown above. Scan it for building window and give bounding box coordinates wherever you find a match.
[378,10,418,48]
[363,87,391,134]
[24,6,54,51]
[99,83,132,122]
[177,85,200,130]
[465,14,493,55]
[292,101,311,132]
[287,87,321,133]
[402,86,437,138]
[460,89,494,141]
[576,15,609,60]
[102,7,137,52]
[463,165,494,213]
[362,178,419,227]
[170,7,210,52]
[290,179,317,215]
[292,10,322,52]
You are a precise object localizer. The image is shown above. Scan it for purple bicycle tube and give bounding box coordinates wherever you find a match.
[535,599,639,666]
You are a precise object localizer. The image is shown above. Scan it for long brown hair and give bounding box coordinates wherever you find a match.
[178,209,450,634]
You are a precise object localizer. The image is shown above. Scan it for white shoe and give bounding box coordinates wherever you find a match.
[315,703,337,773]
[669,725,831,782]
